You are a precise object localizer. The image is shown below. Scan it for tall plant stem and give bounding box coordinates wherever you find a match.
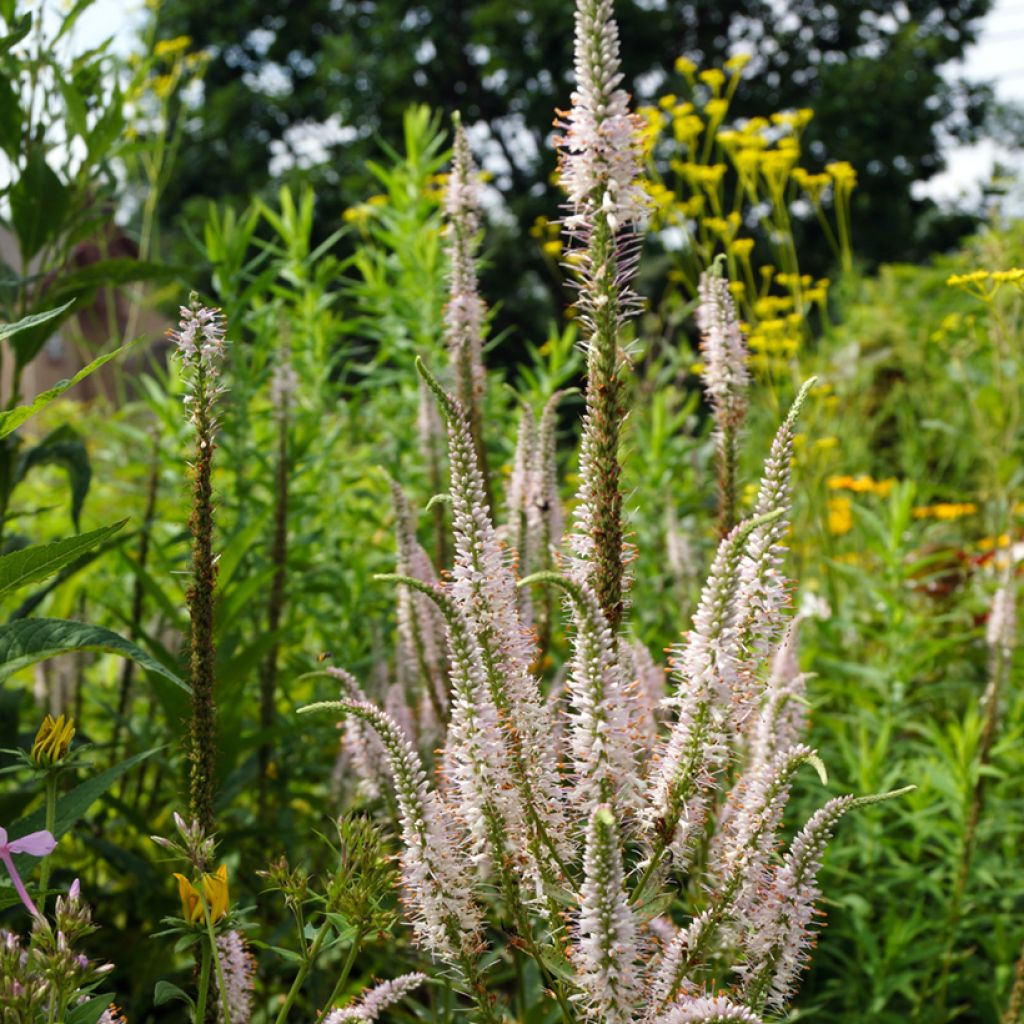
[115,436,161,763]
[580,215,626,634]
[259,409,289,815]
[187,361,219,834]
[273,916,332,1024]
[36,773,57,909]
[322,928,365,1011]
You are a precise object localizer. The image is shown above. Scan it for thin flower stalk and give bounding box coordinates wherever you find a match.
[323,972,427,1024]
[697,268,749,535]
[557,0,646,632]
[521,572,640,817]
[299,699,483,964]
[170,295,228,834]
[390,481,448,720]
[259,357,295,813]
[417,358,568,874]
[444,113,492,510]
[573,804,641,1024]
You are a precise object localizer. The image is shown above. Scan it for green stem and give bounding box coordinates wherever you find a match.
[195,941,212,1024]
[273,916,332,1024]
[204,902,233,1024]
[323,928,365,1011]
[37,772,57,908]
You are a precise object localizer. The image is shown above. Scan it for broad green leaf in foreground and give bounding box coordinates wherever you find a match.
[0,618,185,690]
[0,300,75,342]
[0,521,127,600]
[0,345,127,439]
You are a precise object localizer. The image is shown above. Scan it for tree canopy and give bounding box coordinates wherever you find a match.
[154,0,994,337]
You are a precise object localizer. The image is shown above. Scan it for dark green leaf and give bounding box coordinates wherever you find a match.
[16,423,92,529]
[0,300,76,343]
[0,618,186,690]
[0,73,20,157]
[8,153,70,262]
[0,344,126,438]
[0,521,126,600]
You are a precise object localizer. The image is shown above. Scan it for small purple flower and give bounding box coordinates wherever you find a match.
[0,826,57,918]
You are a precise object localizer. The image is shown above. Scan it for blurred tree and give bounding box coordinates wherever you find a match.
[152,0,994,342]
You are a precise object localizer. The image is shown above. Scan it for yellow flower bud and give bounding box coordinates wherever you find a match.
[31,714,75,767]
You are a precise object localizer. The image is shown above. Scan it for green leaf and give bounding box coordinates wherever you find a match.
[0,73,21,158]
[0,521,126,601]
[0,618,186,690]
[9,152,71,262]
[0,344,126,438]
[0,12,31,54]
[153,981,195,1011]
[16,424,92,529]
[8,746,159,875]
[0,300,76,343]
[66,994,115,1024]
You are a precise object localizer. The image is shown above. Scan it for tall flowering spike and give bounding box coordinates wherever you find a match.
[653,996,762,1024]
[417,358,569,873]
[300,699,483,962]
[627,639,666,757]
[707,744,821,919]
[987,566,1017,657]
[170,294,228,834]
[380,574,529,876]
[507,405,539,618]
[323,972,427,1024]
[327,668,386,800]
[734,379,816,684]
[215,930,255,1024]
[390,481,448,719]
[739,795,856,1011]
[557,0,647,230]
[533,390,567,558]
[523,573,640,817]
[417,376,449,567]
[573,804,641,1024]
[697,268,750,535]
[259,351,296,812]
[558,0,646,632]
[444,113,491,508]
[747,618,810,773]
[645,512,782,864]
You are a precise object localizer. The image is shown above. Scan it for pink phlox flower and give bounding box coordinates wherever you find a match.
[0,826,57,918]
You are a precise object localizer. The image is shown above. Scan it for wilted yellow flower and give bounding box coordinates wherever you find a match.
[31,714,75,767]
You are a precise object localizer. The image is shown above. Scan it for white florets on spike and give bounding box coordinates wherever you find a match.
[653,995,762,1024]
[444,118,487,416]
[322,972,427,1024]
[556,0,646,230]
[696,271,748,425]
[739,795,856,1011]
[573,804,641,1024]
[215,930,255,1024]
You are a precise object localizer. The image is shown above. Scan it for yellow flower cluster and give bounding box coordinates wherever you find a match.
[946,267,1024,301]
[631,56,856,377]
[912,502,977,521]
[342,194,388,229]
[828,474,896,497]
[530,214,563,258]
[828,496,853,535]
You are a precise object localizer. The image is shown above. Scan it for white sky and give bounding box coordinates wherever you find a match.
[73,0,1024,203]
